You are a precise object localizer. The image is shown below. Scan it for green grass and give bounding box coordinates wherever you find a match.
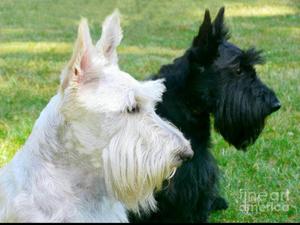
[0,0,299,222]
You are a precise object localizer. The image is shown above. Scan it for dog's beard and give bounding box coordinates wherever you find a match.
[214,88,267,150]
[102,127,175,214]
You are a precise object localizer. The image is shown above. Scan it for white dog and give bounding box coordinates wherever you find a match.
[0,10,193,222]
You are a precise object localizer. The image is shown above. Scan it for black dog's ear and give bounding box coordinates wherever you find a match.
[189,9,219,66]
[213,7,230,41]
[192,9,212,48]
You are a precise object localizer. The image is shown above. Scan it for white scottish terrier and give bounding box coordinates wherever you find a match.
[0,11,193,222]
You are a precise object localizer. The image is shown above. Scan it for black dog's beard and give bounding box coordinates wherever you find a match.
[213,84,268,150]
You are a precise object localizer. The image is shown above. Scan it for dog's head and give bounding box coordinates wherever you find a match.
[188,7,281,150]
[59,10,192,213]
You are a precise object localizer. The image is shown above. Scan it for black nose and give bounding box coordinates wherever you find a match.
[179,148,194,162]
[270,101,281,112]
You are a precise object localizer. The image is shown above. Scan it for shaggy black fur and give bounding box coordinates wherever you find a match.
[129,7,281,222]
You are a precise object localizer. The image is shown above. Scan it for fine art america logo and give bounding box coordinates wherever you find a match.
[239,189,290,213]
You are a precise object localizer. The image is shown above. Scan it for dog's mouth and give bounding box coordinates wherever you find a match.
[159,167,178,191]
[166,167,177,180]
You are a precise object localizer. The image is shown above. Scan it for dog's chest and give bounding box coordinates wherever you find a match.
[74,196,128,222]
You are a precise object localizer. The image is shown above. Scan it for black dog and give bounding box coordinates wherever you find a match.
[129,7,281,222]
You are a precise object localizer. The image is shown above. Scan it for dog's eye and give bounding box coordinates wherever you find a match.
[236,67,242,75]
[127,105,140,114]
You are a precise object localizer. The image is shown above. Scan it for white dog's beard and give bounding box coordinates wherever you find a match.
[102,132,174,214]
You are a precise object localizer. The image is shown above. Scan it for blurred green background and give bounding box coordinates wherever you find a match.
[0,0,299,222]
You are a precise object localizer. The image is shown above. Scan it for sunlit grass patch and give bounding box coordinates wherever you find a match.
[0,42,71,54]
[227,5,297,17]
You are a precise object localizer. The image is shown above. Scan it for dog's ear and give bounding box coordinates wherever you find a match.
[212,7,229,41]
[192,9,212,48]
[190,10,219,66]
[60,18,95,90]
[96,9,123,65]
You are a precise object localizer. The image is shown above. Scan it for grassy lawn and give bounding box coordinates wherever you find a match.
[0,0,299,222]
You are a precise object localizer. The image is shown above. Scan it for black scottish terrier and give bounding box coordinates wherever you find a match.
[129,7,281,223]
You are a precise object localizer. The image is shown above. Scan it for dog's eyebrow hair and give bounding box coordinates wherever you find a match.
[215,53,241,69]
[83,77,101,85]
[216,42,243,68]
[241,48,265,66]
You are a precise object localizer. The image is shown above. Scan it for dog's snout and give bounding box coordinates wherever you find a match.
[179,146,194,162]
[270,100,281,112]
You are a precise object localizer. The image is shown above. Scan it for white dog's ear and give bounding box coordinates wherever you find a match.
[96,9,123,64]
[61,18,94,90]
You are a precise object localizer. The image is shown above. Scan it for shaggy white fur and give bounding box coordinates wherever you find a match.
[0,10,193,222]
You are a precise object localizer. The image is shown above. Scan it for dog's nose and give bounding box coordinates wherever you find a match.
[179,146,194,162]
[270,101,281,112]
